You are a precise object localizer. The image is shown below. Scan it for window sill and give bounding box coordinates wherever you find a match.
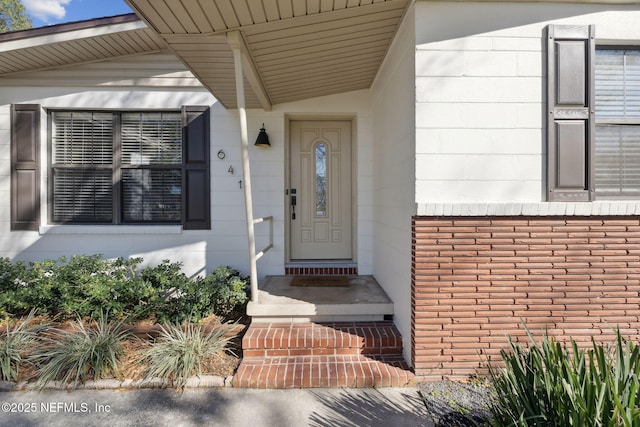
[416,201,640,217]
[38,225,183,236]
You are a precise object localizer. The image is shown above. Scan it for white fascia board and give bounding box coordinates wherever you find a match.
[0,20,148,53]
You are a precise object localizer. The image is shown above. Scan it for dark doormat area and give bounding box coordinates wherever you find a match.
[289,275,350,287]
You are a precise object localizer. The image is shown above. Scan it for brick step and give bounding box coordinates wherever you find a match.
[235,321,413,388]
[233,354,414,388]
[242,321,403,357]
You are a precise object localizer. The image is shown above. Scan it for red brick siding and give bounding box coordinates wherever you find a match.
[411,216,640,381]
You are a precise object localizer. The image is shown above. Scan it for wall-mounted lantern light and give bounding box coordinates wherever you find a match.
[254,124,271,147]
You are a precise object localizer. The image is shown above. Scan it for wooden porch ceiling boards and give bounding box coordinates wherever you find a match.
[127,0,406,34]
[126,0,411,107]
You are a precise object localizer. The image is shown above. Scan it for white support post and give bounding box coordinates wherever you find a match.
[228,32,259,303]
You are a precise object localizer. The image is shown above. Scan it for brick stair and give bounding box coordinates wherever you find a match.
[233,321,414,388]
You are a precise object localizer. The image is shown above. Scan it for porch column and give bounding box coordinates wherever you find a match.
[227,31,258,302]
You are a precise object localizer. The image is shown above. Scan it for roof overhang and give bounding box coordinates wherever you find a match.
[4,1,632,109]
[125,0,411,109]
[0,14,167,76]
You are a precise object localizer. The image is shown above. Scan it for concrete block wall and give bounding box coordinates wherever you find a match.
[412,216,640,381]
[371,2,416,363]
[414,2,640,204]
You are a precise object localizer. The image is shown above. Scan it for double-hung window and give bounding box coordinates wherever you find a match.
[51,111,183,224]
[594,49,640,198]
[11,105,209,231]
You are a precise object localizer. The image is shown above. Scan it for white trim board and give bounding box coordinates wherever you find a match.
[417,202,640,216]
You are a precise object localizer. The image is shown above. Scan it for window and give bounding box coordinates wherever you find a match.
[51,111,182,224]
[547,25,640,202]
[595,49,640,198]
[314,142,327,216]
[11,105,209,230]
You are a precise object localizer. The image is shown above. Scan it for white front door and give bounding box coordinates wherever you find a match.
[289,120,352,260]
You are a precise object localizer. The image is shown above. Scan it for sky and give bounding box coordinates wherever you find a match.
[23,0,133,28]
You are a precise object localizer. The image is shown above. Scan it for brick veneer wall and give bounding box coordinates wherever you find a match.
[412,216,640,381]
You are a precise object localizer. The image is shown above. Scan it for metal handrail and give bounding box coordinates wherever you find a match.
[253,216,273,261]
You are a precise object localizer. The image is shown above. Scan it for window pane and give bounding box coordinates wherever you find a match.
[52,169,113,222]
[52,112,113,164]
[315,143,327,217]
[595,125,640,196]
[122,169,182,222]
[596,50,640,119]
[121,112,182,165]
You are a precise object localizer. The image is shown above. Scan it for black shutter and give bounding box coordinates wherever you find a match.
[547,25,595,201]
[11,104,40,231]
[182,106,210,230]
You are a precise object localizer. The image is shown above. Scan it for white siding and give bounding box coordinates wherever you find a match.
[371,3,416,363]
[415,1,640,206]
[0,52,375,281]
[0,54,221,276]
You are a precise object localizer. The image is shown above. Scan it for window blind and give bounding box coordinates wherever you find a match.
[121,112,182,165]
[595,50,640,119]
[51,112,114,222]
[52,112,113,164]
[595,49,640,197]
[52,169,113,222]
[595,125,640,196]
[120,112,182,223]
[122,169,181,222]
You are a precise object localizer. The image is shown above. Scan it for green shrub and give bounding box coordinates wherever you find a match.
[0,256,248,324]
[0,255,148,319]
[52,255,139,318]
[205,266,250,318]
[489,328,640,427]
[0,258,57,317]
[33,312,130,389]
[140,322,232,390]
[153,264,249,324]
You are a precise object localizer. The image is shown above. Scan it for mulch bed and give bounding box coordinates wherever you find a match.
[3,314,249,384]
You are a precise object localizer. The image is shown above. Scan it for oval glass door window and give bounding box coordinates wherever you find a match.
[315,142,327,216]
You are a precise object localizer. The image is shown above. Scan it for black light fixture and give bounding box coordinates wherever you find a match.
[254,124,271,147]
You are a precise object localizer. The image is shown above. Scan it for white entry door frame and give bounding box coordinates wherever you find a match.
[286,118,355,261]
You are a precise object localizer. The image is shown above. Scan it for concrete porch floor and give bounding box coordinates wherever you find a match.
[246,275,394,322]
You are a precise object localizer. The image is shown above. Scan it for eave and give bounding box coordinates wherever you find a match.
[125,0,411,109]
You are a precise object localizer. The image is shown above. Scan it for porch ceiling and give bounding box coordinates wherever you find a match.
[125,0,411,108]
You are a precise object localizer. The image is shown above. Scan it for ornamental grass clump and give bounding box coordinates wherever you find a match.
[140,322,232,390]
[33,312,130,389]
[0,312,38,381]
[489,327,640,427]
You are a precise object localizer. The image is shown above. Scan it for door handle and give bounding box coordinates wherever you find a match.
[290,189,296,220]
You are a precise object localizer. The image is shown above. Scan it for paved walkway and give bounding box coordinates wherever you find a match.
[0,387,433,427]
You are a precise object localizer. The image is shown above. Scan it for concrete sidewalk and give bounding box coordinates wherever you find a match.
[0,387,433,427]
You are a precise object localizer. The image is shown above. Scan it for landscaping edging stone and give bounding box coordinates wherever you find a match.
[0,375,234,392]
